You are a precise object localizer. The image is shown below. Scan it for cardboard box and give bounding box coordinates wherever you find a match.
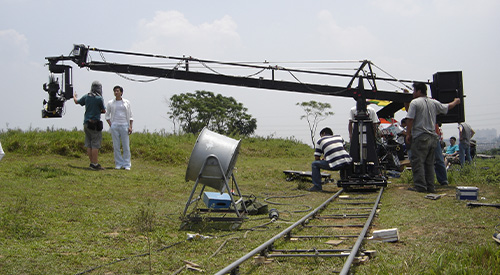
[369,228,399,242]
[456,186,478,200]
[203,192,232,209]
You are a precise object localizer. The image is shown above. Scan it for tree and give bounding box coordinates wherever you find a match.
[296,101,335,147]
[167,90,257,136]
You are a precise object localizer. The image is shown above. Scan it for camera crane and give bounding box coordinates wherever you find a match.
[43,44,465,188]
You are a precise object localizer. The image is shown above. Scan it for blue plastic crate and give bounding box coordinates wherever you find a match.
[456,186,478,200]
[203,192,232,209]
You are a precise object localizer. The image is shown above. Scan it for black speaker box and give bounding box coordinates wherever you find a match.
[430,71,465,124]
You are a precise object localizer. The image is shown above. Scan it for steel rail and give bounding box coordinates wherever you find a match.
[340,187,384,275]
[290,234,359,239]
[214,189,344,275]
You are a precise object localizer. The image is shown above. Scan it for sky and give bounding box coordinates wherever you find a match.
[1,0,499,146]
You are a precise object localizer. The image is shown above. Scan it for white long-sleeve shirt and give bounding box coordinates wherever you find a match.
[105,98,134,126]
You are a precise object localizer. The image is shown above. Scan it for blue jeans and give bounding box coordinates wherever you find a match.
[311,160,332,189]
[410,133,437,191]
[110,124,131,168]
[434,139,448,185]
[459,142,472,166]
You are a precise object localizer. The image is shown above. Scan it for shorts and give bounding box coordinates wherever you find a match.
[84,123,102,149]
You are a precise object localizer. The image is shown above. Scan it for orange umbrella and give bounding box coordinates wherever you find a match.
[379,118,398,124]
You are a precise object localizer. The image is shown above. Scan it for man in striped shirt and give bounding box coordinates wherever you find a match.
[310,127,353,192]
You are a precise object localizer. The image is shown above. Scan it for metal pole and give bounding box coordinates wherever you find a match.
[339,187,384,275]
[214,189,344,275]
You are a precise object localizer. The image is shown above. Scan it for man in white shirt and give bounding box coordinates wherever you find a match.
[105,85,134,170]
[348,104,380,140]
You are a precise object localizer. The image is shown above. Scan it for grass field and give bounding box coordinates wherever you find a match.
[1,129,500,274]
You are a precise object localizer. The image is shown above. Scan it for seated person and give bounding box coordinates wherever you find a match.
[443,136,459,167]
[470,139,477,159]
[440,140,446,151]
[397,118,410,157]
[310,127,352,192]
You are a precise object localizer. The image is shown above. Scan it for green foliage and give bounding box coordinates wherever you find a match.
[241,136,311,158]
[0,129,312,166]
[167,90,257,136]
[133,200,157,233]
[1,128,87,157]
[399,168,414,184]
[447,160,500,186]
[130,131,193,165]
[296,100,335,147]
[426,243,500,274]
[0,129,193,165]
[482,148,500,155]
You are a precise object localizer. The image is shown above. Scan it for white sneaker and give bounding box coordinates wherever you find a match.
[125,167,130,171]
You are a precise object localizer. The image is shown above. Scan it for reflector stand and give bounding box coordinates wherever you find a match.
[182,154,247,218]
[181,128,247,230]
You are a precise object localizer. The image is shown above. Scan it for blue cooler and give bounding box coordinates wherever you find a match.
[203,192,232,209]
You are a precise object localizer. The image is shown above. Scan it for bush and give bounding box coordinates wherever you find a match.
[0,129,311,164]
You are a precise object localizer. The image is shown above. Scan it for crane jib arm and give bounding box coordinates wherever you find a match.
[43,45,464,122]
[85,61,413,103]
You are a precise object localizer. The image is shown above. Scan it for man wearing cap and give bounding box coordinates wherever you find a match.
[74,81,106,170]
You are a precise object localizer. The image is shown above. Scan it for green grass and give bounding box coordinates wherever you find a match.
[357,160,500,275]
[1,129,500,274]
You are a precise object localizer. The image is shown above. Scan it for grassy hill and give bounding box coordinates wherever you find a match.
[1,129,500,274]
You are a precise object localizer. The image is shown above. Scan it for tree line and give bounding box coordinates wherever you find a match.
[167,90,257,136]
[167,90,334,146]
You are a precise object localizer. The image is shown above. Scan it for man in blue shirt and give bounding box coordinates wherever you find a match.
[444,136,459,168]
[74,81,106,170]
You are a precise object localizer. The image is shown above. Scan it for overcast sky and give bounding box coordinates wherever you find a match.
[1,0,499,145]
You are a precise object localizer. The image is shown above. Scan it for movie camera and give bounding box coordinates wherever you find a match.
[42,45,88,118]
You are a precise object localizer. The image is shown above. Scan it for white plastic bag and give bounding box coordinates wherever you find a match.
[0,141,4,161]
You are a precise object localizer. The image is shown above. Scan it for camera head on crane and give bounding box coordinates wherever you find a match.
[42,44,88,118]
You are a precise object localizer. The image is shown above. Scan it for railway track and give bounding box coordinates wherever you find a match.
[214,187,384,275]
